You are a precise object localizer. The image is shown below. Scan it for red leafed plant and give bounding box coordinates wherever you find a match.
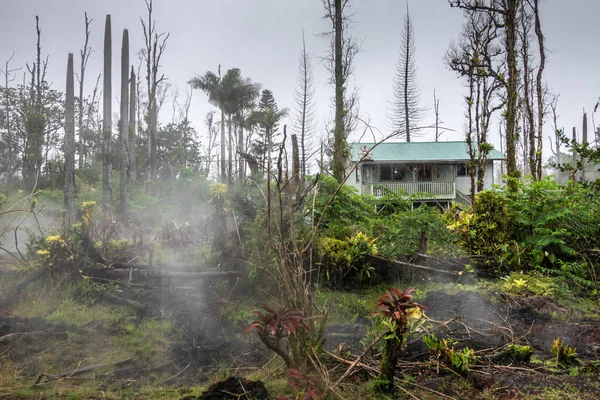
[375,287,425,392]
[376,287,425,326]
[245,303,309,369]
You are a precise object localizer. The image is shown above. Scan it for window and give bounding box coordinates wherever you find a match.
[392,166,406,181]
[380,165,392,181]
[457,164,468,177]
[418,165,431,181]
[356,165,360,183]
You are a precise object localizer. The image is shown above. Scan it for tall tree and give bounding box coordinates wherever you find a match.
[64,53,75,229]
[447,9,504,205]
[322,0,359,182]
[233,77,260,181]
[433,89,444,142]
[141,0,169,183]
[189,68,226,182]
[203,110,219,178]
[119,29,130,217]
[449,0,521,191]
[77,12,92,170]
[129,66,136,184]
[250,89,288,172]
[0,52,21,186]
[532,0,545,181]
[291,31,316,180]
[24,16,47,190]
[102,14,112,213]
[391,4,425,142]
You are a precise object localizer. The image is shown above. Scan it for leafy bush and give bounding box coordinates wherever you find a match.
[451,177,600,286]
[316,232,378,287]
[499,271,558,297]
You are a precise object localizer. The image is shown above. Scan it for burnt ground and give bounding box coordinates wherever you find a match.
[2,277,600,399]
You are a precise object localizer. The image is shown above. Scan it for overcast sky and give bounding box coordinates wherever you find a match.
[1,0,599,157]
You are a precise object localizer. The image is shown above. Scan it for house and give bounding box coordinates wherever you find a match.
[346,141,505,207]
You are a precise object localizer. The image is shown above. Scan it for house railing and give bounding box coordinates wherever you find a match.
[362,181,456,200]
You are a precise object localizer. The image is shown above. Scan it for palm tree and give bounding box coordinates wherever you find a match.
[189,68,227,182]
[233,79,260,180]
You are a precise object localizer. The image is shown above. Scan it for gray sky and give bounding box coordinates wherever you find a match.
[1,0,599,159]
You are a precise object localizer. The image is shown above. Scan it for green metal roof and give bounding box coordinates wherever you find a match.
[350,141,505,163]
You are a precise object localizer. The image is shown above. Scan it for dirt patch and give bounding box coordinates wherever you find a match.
[182,376,269,400]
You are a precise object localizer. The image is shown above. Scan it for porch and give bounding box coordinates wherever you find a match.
[361,181,456,200]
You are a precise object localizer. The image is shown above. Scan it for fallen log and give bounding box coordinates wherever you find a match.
[83,265,241,282]
[101,292,148,313]
[367,255,459,277]
[0,266,48,310]
[35,358,132,383]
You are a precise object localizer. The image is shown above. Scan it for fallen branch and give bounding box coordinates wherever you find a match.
[368,255,459,277]
[35,358,132,383]
[83,265,241,282]
[326,331,386,394]
[0,267,48,310]
[101,292,148,313]
[325,350,457,400]
[0,331,46,343]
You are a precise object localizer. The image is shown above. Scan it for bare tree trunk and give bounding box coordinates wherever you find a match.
[434,89,441,142]
[520,2,536,178]
[582,111,588,180]
[533,0,545,181]
[119,29,130,217]
[64,53,76,230]
[129,67,136,185]
[332,0,346,181]
[505,1,520,189]
[141,0,169,186]
[291,134,301,198]
[102,15,112,213]
[238,114,244,181]
[1,53,20,187]
[220,108,226,183]
[228,114,233,185]
[571,126,577,181]
[78,12,92,170]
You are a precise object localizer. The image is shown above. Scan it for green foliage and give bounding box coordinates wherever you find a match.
[551,337,578,367]
[312,175,460,284]
[499,271,558,297]
[451,177,600,285]
[316,232,378,287]
[423,333,475,373]
[497,344,534,364]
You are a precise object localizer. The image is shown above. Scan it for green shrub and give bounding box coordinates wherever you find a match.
[451,177,600,286]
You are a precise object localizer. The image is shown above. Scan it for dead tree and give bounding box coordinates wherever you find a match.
[322,0,360,181]
[532,0,545,181]
[77,12,92,170]
[119,29,130,217]
[0,52,21,187]
[449,0,521,191]
[129,66,136,184]
[24,16,47,191]
[433,89,444,142]
[141,0,169,184]
[64,53,75,230]
[291,31,316,180]
[102,15,112,213]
